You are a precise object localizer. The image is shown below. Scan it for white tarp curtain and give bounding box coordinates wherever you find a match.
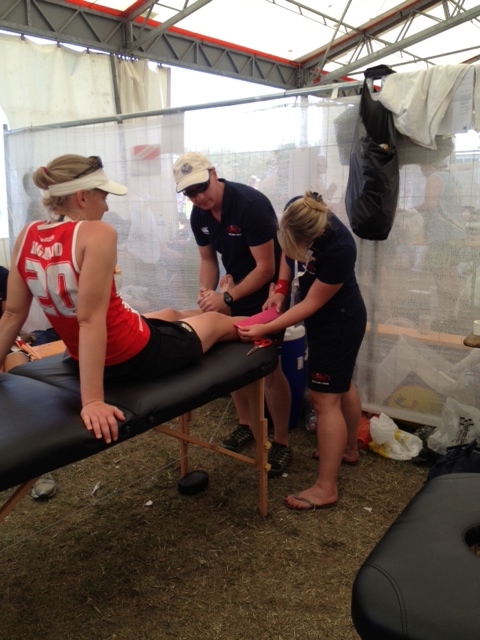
[0,33,168,130]
[5,94,480,426]
[116,57,168,115]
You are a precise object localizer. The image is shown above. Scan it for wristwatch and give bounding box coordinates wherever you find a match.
[223,292,234,307]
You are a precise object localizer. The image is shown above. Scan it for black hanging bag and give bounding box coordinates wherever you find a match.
[345,65,399,240]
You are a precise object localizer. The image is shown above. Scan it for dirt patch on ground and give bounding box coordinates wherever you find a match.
[0,398,426,640]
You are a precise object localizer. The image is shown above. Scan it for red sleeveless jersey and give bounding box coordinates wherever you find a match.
[16,220,150,365]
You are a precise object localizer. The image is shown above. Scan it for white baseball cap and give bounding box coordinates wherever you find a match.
[173,152,213,193]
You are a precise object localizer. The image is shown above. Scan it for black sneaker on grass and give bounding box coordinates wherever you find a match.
[222,425,254,452]
[268,442,293,478]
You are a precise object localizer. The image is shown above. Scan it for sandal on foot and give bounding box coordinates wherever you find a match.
[283,494,337,511]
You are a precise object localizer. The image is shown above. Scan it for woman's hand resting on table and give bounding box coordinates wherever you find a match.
[80,400,126,444]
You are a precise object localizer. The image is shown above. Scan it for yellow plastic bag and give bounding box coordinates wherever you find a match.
[369,412,422,461]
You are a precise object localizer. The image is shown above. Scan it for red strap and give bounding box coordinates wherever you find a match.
[274,279,290,296]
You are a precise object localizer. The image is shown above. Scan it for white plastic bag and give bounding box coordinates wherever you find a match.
[369,412,423,461]
[427,397,480,455]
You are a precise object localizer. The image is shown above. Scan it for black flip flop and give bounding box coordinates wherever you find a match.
[283,494,337,511]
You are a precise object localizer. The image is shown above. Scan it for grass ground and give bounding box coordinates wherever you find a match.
[0,398,426,640]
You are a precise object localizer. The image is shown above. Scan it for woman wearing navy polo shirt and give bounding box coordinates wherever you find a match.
[238,191,366,511]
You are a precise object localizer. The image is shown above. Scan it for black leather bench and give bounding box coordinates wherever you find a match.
[352,473,480,640]
[0,341,278,519]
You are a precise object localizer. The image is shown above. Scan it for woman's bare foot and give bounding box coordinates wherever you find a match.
[342,447,359,465]
[283,485,337,511]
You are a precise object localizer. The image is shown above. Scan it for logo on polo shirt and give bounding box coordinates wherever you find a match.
[306,261,316,274]
[227,225,242,236]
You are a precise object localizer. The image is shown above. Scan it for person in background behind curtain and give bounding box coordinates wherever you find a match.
[416,161,468,334]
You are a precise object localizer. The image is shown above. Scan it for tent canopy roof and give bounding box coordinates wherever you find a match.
[2,0,480,90]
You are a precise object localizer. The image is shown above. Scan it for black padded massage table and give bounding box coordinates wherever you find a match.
[351,473,480,639]
[0,341,278,521]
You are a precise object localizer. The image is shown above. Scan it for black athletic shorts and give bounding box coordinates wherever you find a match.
[103,317,203,381]
[305,303,366,394]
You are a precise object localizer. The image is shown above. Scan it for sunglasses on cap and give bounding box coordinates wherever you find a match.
[183,172,211,199]
[73,156,104,179]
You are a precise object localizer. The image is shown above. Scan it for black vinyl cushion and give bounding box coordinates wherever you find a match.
[0,341,278,491]
[351,473,480,640]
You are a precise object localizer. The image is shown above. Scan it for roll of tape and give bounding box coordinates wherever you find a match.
[473,320,480,336]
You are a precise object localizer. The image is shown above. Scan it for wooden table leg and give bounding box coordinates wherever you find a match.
[0,477,38,524]
[244,377,269,516]
[178,411,193,477]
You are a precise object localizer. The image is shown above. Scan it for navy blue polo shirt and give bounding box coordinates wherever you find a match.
[190,179,281,315]
[297,213,364,320]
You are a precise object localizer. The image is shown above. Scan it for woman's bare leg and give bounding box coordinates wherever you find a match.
[4,350,29,371]
[144,308,202,322]
[284,390,344,510]
[312,383,361,464]
[184,312,244,351]
[145,309,245,353]
[341,383,361,463]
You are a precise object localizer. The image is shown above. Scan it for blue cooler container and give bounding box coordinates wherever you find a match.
[281,324,307,429]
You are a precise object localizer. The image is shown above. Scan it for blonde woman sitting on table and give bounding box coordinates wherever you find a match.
[0,154,245,446]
